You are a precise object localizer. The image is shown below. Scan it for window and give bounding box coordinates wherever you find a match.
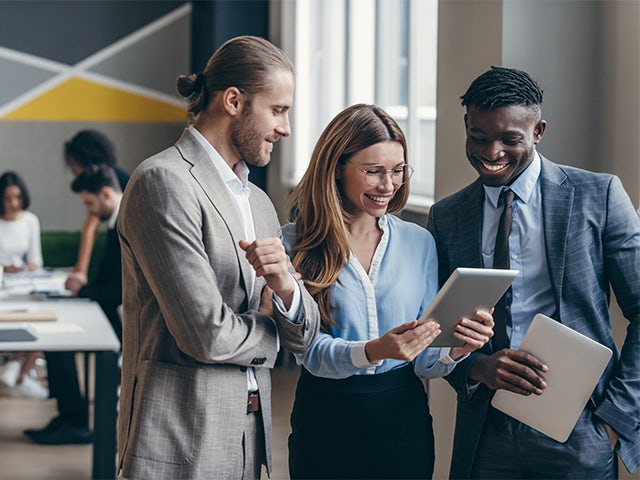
[278,0,438,207]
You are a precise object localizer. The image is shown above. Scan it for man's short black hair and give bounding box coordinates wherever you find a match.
[71,165,120,195]
[64,130,117,168]
[461,66,544,111]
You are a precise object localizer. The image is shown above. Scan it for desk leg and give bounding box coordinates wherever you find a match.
[92,351,119,480]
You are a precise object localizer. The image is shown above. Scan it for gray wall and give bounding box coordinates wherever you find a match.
[503,1,602,172]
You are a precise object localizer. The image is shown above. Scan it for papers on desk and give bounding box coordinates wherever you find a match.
[1,269,73,298]
[31,322,84,334]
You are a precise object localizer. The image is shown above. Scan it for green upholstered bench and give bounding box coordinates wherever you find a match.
[40,231,106,281]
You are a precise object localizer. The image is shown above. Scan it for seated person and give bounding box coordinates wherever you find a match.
[0,171,42,272]
[24,165,123,445]
[0,171,48,399]
[63,130,129,284]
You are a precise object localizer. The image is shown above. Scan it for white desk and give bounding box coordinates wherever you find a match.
[0,297,121,479]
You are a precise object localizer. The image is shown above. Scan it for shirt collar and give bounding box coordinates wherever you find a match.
[377,214,389,230]
[108,202,120,229]
[188,126,250,193]
[483,150,541,208]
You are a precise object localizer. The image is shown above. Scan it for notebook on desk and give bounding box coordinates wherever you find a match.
[0,325,38,342]
[491,313,612,442]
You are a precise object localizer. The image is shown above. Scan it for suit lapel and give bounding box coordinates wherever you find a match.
[539,157,573,307]
[249,190,272,239]
[460,179,486,268]
[174,130,255,301]
[248,185,275,306]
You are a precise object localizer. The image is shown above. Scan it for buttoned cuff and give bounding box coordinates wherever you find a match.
[350,341,384,369]
[272,277,302,322]
[439,347,470,365]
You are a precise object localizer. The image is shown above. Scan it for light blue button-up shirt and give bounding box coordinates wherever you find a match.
[481,152,556,348]
[283,215,462,380]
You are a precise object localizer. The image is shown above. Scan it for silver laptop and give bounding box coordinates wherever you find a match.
[491,313,613,442]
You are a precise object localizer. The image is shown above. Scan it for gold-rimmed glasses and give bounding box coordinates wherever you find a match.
[347,161,414,186]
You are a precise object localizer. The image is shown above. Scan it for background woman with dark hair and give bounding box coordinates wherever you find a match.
[284,104,495,479]
[0,170,48,400]
[0,170,42,272]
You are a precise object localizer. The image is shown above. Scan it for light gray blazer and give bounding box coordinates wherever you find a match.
[116,129,320,479]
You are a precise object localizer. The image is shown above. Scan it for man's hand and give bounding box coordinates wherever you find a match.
[450,309,495,359]
[65,272,86,295]
[258,286,274,317]
[239,238,296,309]
[70,270,88,285]
[470,349,548,395]
[16,351,43,383]
[604,423,619,450]
[365,320,441,363]
[3,265,23,273]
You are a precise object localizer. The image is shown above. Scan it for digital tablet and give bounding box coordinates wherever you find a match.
[419,267,519,347]
[491,313,612,442]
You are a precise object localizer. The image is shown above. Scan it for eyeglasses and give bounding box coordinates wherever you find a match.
[347,161,414,186]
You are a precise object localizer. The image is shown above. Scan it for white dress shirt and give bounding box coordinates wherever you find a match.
[190,127,301,390]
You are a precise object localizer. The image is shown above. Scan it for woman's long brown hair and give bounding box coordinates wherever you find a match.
[287,104,410,331]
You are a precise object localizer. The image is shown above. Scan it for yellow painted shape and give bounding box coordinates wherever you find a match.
[4,77,187,122]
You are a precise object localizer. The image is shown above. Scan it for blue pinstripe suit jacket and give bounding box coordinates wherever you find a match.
[427,156,640,478]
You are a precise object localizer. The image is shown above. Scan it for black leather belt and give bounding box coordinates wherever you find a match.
[247,392,260,414]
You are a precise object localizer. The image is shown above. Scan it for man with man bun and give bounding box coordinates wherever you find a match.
[116,36,320,479]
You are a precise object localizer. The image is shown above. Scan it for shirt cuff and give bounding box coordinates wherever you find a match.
[350,341,384,369]
[439,347,470,365]
[272,276,302,322]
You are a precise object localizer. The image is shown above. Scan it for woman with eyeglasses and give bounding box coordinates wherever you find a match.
[283,104,494,479]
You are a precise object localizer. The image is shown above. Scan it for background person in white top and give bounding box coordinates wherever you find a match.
[0,170,47,400]
[0,170,42,272]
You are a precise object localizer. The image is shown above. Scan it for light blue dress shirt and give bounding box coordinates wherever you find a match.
[481,152,556,348]
[282,214,461,380]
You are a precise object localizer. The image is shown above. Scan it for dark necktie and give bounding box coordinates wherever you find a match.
[492,189,515,350]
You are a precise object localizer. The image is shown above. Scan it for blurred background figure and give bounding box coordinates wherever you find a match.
[0,170,48,400]
[24,165,123,445]
[63,130,129,284]
[0,171,43,273]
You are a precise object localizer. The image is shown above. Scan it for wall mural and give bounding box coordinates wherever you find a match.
[0,1,190,122]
